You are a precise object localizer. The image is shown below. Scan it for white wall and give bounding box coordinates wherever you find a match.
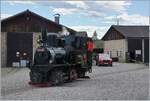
[104,39,128,62]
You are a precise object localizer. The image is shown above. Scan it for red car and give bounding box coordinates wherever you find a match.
[96,53,112,66]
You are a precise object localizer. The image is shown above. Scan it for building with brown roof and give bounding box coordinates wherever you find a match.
[1,9,77,67]
[102,25,149,63]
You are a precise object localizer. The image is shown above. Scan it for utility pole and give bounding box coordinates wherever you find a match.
[116,16,119,25]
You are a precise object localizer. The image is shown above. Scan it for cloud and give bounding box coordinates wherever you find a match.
[3,1,132,18]
[56,1,131,17]
[50,1,108,17]
[118,13,149,25]
[95,1,131,13]
[65,1,89,9]
[1,13,13,19]
[85,11,106,17]
[4,0,35,5]
[104,13,149,25]
[104,16,116,20]
[53,8,78,15]
[70,25,110,39]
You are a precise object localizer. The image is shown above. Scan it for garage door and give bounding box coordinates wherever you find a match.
[7,32,33,67]
[144,39,149,63]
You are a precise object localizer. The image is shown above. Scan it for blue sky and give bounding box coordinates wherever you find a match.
[1,0,149,39]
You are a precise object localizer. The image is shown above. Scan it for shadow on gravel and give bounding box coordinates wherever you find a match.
[61,79,92,87]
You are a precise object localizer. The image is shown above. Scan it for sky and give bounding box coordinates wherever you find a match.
[1,0,149,39]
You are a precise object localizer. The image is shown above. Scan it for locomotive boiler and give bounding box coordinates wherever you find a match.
[28,29,93,86]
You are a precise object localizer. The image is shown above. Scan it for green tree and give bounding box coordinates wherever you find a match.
[92,30,98,40]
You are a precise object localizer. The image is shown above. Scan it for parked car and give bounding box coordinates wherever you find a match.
[96,53,112,66]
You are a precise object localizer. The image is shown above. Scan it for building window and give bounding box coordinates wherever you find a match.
[117,50,122,57]
[110,51,112,57]
[117,51,119,57]
[120,51,122,57]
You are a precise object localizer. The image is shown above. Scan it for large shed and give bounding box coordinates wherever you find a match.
[102,25,149,63]
[1,9,77,67]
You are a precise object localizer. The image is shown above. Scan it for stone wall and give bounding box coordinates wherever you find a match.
[33,32,40,59]
[1,32,7,67]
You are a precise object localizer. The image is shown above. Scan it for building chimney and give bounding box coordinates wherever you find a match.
[54,13,60,24]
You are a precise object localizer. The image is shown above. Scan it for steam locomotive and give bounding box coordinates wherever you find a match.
[28,29,93,86]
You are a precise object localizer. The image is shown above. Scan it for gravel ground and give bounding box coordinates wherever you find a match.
[1,62,149,100]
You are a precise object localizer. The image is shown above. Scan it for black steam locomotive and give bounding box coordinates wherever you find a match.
[28,29,93,87]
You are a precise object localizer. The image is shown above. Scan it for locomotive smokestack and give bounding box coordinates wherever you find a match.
[41,28,47,45]
[54,13,60,24]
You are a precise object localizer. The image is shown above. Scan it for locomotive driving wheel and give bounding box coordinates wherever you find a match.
[69,68,77,81]
[78,71,85,78]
